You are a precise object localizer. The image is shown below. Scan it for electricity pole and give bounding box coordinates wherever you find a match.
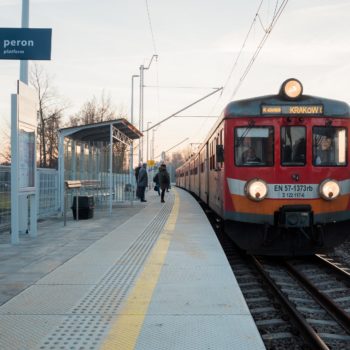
[139,54,158,162]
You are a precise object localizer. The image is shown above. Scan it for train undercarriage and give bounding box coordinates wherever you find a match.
[224,219,350,256]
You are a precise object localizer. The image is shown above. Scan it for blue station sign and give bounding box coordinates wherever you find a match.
[0,28,52,60]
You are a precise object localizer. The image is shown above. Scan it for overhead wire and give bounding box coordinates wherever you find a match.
[206,0,265,120]
[189,0,288,148]
[144,0,160,158]
[222,0,265,92]
[144,85,221,90]
[230,0,289,99]
[145,0,157,54]
[193,1,265,143]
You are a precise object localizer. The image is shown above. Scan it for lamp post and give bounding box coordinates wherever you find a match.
[151,128,156,161]
[139,54,158,162]
[131,74,139,126]
[151,128,156,184]
[146,121,152,163]
[130,74,139,197]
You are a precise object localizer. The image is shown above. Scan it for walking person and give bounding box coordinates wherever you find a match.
[135,163,141,182]
[153,169,161,196]
[137,163,148,202]
[134,163,142,198]
[158,164,170,203]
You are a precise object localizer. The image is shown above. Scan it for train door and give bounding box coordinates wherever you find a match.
[208,137,215,208]
[200,143,209,204]
[198,150,204,198]
[213,133,222,215]
[194,154,199,196]
[205,143,209,203]
[186,164,190,190]
[215,128,224,216]
[190,160,194,192]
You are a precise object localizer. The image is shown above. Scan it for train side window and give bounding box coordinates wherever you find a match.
[234,127,274,166]
[281,126,306,166]
[313,127,347,166]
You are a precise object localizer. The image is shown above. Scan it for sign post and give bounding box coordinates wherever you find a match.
[3,1,52,243]
[11,81,38,243]
[0,28,52,61]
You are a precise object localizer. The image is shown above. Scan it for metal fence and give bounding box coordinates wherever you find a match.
[38,168,60,218]
[0,166,60,232]
[0,165,135,233]
[0,166,11,231]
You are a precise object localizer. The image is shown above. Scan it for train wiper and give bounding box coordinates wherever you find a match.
[236,124,254,147]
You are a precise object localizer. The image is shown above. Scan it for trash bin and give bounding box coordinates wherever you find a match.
[124,183,132,192]
[71,196,94,220]
[124,183,133,200]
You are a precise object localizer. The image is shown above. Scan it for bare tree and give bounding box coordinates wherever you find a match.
[30,64,68,168]
[67,91,125,127]
[170,151,186,169]
[0,122,11,165]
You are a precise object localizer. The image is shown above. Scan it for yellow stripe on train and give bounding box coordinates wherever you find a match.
[230,194,350,215]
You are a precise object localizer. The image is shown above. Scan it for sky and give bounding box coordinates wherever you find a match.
[0,0,350,162]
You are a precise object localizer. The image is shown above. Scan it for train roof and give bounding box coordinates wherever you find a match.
[224,94,350,118]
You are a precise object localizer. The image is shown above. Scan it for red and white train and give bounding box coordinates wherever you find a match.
[176,79,350,255]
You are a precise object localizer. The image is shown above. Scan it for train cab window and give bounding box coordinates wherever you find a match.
[235,127,274,166]
[281,126,306,166]
[313,127,347,166]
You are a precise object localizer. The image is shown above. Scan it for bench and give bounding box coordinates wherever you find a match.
[65,180,82,189]
[80,180,101,188]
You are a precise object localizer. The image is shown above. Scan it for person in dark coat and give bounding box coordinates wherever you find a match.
[153,169,161,196]
[137,163,148,202]
[135,164,141,181]
[158,164,170,203]
[134,163,142,198]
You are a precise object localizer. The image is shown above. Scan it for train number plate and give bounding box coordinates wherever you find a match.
[272,184,315,199]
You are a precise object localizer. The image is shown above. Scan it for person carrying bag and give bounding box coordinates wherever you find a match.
[153,170,160,196]
[158,164,170,203]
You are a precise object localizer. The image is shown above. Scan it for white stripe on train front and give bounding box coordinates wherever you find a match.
[227,178,350,200]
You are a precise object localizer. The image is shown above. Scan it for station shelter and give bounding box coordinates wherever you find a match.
[58,119,142,216]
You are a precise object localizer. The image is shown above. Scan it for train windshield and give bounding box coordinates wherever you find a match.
[235,127,274,166]
[313,127,347,166]
[281,126,306,166]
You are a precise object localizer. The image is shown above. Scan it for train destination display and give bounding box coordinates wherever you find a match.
[261,105,324,115]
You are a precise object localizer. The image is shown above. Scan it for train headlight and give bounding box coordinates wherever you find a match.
[280,78,303,100]
[319,179,340,201]
[245,178,268,201]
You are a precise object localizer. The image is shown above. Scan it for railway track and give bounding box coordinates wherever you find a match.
[215,229,306,350]
[213,228,350,348]
[203,202,350,349]
[254,255,350,350]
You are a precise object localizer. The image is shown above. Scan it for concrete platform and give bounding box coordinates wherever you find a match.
[0,187,265,350]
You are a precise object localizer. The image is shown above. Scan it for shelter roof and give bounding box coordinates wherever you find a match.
[59,118,142,142]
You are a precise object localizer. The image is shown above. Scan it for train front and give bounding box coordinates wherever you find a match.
[224,79,350,255]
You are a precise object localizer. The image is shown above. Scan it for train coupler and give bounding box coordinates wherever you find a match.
[276,205,313,228]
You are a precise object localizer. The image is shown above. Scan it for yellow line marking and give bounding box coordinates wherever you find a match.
[100,190,180,350]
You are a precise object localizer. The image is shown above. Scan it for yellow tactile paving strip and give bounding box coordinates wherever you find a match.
[100,190,180,350]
